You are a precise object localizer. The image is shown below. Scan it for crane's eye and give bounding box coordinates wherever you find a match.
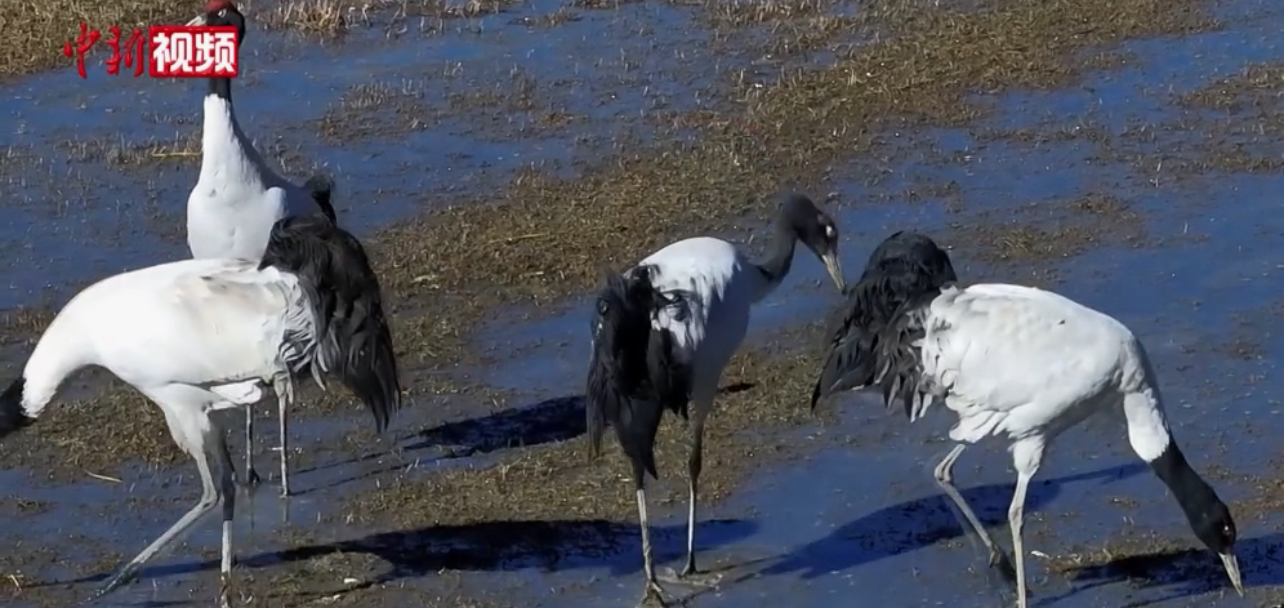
[597,299,609,315]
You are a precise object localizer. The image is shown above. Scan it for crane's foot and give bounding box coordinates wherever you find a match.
[239,469,261,491]
[93,562,140,601]
[988,547,1018,588]
[219,574,234,608]
[639,578,676,607]
[657,566,723,588]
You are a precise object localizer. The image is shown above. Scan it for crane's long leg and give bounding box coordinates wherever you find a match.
[658,403,722,588]
[274,376,293,497]
[1006,438,1044,608]
[241,406,261,488]
[636,480,676,607]
[934,444,1017,584]
[1009,472,1032,608]
[94,424,221,599]
[213,422,239,608]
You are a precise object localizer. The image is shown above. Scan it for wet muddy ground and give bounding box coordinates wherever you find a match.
[3,0,1284,606]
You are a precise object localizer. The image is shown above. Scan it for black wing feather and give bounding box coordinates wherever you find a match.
[811,231,956,408]
[585,265,691,481]
[871,286,942,418]
[260,215,402,434]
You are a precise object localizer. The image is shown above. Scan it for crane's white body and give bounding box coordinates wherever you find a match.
[18,258,310,423]
[892,282,1183,608]
[188,95,324,262]
[639,236,776,410]
[12,256,322,608]
[909,282,1169,462]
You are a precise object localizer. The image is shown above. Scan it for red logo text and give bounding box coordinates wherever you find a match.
[64,23,239,79]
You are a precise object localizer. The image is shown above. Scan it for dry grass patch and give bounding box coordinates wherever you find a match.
[948,193,1148,263]
[702,0,837,26]
[258,0,361,36]
[1179,62,1284,113]
[314,80,434,141]
[513,7,582,27]
[0,374,186,478]
[378,0,518,18]
[56,131,202,168]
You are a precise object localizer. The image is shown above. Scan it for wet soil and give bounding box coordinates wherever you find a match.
[4,0,1284,607]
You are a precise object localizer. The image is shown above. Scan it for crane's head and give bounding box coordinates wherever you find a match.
[186,0,246,42]
[1192,500,1243,596]
[781,193,845,292]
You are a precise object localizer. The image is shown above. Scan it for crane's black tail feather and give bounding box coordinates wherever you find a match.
[0,377,32,440]
[811,231,956,409]
[303,174,337,224]
[870,286,946,419]
[260,216,401,435]
[586,265,691,482]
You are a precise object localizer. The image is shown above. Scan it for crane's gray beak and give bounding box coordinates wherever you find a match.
[1220,551,1244,596]
[186,14,207,26]
[822,252,845,292]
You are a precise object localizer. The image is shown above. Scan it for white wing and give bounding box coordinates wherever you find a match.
[921,283,1132,443]
[50,259,304,390]
[638,237,745,357]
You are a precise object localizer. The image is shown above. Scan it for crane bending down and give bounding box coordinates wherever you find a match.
[0,216,401,608]
[814,279,1243,607]
[185,0,341,496]
[587,193,846,607]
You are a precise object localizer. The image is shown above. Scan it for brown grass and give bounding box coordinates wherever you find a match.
[57,130,202,168]
[314,80,433,142]
[2,0,194,78]
[258,0,360,37]
[315,69,581,143]
[948,192,1148,263]
[1179,62,1284,113]
[703,0,836,26]
[513,7,582,27]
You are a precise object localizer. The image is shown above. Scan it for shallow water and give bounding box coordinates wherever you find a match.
[3,0,1284,606]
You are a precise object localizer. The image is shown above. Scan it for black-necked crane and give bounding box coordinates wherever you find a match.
[812,252,1244,607]
[586,192,846,606]
[0,216,400,608]
[184,0,339,496]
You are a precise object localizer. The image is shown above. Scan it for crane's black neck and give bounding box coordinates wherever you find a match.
[1148,442,1228,546]
[208,76,232,102]
[755,211,799,289]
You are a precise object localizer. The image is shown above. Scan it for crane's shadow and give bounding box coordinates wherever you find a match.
[51,518,758,604]
[399,381,755,460]
[1037,533,1284,607]
[760,464,1149,582]
[291,382,757,495]
[757,461,1284,606]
